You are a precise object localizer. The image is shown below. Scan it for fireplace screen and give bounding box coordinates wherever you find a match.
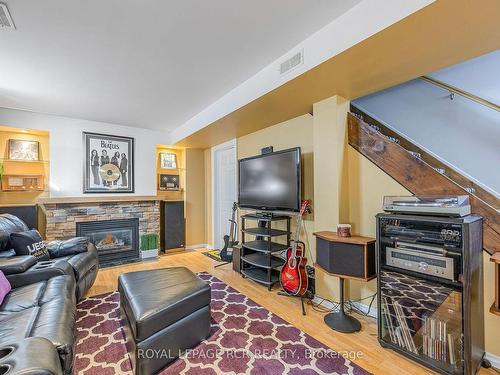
[76,218,139,267]
[89,229,133,254]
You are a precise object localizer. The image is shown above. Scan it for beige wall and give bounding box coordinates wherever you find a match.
[345,146,410,300]
[184,149,206,246]
[204,148,212,246]
[237,114,315,258]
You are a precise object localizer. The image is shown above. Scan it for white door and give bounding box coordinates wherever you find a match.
[212,139,237,250]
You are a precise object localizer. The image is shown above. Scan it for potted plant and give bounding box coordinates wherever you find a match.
[140,233,159,260]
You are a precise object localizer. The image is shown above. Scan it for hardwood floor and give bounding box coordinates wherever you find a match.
[88,249,495,375]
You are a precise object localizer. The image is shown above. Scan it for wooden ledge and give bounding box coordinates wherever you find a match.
[490,252,500,264]
[313,231,375,245]
[37,195,164,205]
[490,303,500,317]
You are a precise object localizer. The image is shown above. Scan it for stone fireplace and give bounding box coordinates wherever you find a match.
[39,196,161,267]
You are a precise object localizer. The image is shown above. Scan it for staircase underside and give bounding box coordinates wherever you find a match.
[347,110,500,256]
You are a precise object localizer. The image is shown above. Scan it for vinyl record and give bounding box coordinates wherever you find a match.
[99,163,120,182]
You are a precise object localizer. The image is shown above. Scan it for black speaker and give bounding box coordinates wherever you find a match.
[315,233,376,280]
[162,201,185,251]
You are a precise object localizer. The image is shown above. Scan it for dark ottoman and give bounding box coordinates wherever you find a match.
[118,267,211,375]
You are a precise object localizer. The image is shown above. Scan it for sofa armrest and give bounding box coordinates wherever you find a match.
[0,255,36,275]
[6,259,72,289]
[0,337,63,375]
[66,243,98,279]
[47,237,89,258]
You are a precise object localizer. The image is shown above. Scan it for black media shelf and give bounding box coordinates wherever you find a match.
[242,227,290,237]
[241,253,285,269]
[241,267,280,285]
[242,240,288,253]
[240,214,290,222]
[240,213,291,290]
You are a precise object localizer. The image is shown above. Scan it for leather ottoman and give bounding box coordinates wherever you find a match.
[118,267,211,375]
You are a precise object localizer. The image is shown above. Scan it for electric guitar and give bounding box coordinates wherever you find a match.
[220,202,238,262]
[280,200,310,296]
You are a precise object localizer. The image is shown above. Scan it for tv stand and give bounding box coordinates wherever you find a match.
[240,213,291,290]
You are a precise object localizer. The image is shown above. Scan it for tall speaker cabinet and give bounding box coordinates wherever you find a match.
[161,200,185,251]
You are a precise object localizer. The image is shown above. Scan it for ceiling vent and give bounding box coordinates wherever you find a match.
[279,50,303,75]
[0,3,15,29]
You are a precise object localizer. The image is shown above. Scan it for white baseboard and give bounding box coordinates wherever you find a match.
[485,352,500,369]
[311,295,378,319]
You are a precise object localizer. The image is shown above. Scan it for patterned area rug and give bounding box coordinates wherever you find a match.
[75,273,370,374]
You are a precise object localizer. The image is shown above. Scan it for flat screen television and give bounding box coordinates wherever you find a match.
[238,147,301,212]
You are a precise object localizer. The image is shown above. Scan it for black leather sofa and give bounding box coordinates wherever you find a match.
[0,214,99,300]
[0,274,75,374]
[0,213,100,374]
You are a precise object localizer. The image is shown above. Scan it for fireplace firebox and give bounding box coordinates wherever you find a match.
[76,218,139,267]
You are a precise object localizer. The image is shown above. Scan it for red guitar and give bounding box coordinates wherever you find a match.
[280,200,310,296]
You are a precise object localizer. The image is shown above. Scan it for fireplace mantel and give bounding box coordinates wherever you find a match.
[38,195,163,205]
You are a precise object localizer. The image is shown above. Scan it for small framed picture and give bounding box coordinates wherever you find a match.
[159,174,180,190]
[8,139,39,161]
[160,152,177,169]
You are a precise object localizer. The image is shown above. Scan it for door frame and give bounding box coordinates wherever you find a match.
[211,138,237,249]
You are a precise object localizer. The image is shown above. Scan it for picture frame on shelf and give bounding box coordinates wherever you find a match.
[83,132,134,193]
[8,139,39,161]
[159,174,180,191]
[159,152,177,169]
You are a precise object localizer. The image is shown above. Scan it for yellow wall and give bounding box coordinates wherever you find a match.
[184,148,206,246]
[345,145,410,300]
[204,148,212,246]
[0,126,50,205]
[237,114,315,257]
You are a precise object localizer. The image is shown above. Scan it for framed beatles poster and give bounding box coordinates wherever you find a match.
[83,132,134,193]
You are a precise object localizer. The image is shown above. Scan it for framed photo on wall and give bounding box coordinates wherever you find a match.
[159,152,177,169]
[8,139,39,161]
[83,132,134,193]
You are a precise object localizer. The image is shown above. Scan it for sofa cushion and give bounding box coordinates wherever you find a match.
[63,251,97,281]
[0,281,44,315]
[10,229,50,261]
[119,267,211,341]
[40,274,76,305]
[47,237,88,258]
[0,214,29,253]
[0,307,39,343]
[0,249,16,258]
[0,275,74,315]
[31,298,76,372]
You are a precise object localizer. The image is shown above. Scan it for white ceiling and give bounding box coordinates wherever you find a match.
[0,0,362,132]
